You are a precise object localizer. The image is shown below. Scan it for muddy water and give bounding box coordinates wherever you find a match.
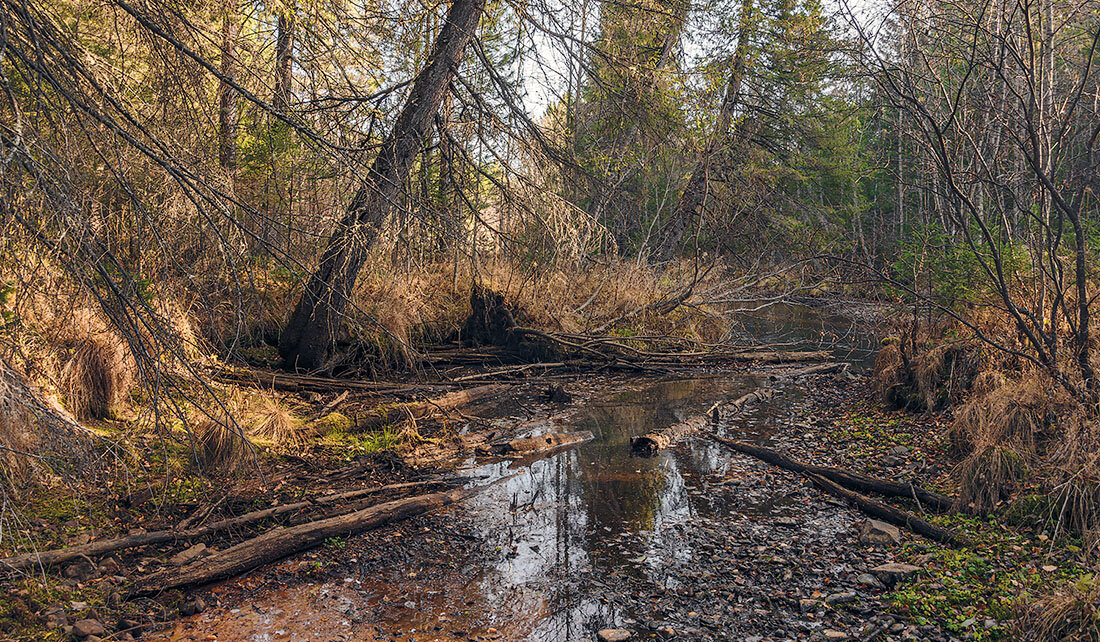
[162,304,874,642]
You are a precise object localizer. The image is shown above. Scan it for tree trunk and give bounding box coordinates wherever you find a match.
[279,0,486,370]
[655,0,753,263]
[274,11,294,113]
[217,0,238,170]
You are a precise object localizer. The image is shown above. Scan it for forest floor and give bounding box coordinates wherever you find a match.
[0,303,1089,642]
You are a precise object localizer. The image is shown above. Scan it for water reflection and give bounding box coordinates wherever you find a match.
[163,303,874,641]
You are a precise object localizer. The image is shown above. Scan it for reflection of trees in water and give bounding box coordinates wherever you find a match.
[459,376,785,640]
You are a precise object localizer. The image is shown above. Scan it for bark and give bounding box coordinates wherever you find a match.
[0,481,446,572]
[217,0,238,170]
[274,11,294,113]
[279,0,486,370]
[632,388,771,457]
[306,383,506,437]
[490,430,595,455]
[655,0,754,262]
[129,482,498,595]
[806,473,961,546]
[707,434,955,512]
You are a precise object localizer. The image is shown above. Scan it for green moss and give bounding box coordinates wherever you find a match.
[313,412,354,436]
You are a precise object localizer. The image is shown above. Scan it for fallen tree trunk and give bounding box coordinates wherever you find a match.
[489,430,595,455]
[806,473,961,546]
[0,480,448,572]
[632,387,776,457]
[770,361,849,381]
[129,480,503,595]
[706,434,955,512]
[308,383,507,437]
[211,366,439,395]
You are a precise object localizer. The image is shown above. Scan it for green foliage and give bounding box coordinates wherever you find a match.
[890,514,1087,639]
[890,223,1028,308]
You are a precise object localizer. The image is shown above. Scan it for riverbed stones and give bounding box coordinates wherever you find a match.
[72,618,106,638]
[825,592,857,606]
[42,604,68,628]
[869,562,921,586]
[858,519,902,546]
[855,572,886,589]
[597,629,632,641]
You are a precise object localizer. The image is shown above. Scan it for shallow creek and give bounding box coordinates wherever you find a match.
[160,304,877,641]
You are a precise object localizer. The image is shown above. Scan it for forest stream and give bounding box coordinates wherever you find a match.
[147,304,952,642]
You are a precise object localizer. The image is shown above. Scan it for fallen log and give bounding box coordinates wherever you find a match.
[211,366,437,395]
[770,361,849,381]
[0,480,448,572]
[706,434,955,512]
[806,473,961,546]
[129,480,505,595]
[632,387,776,457]
[489,430,595,455]
[307,384,507,437]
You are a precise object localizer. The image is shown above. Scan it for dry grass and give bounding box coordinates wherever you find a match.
[59,334,134,420]
[1016,580,1100,641]
[0,390,39,492]
[341,257,733,370]
[193,415,252,473]
[247,395,303,447]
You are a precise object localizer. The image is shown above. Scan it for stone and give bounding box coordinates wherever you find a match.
[180,597,206,616]
[858,519,902,546]
[42,604,68,628]
[825,592,858,606]
[73,619,106,638]
[855,573,885,589]
[63,560,95,580]
[597,630,633,641]
[169,543,208,567]
[870,562,921,586]
[98,557,121,575]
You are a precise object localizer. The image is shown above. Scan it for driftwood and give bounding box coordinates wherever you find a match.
[211,366,439,395]
[770,361,850,381]
[0,480,447,572]
[631,387,776,457]
[490,430,595,455]
[129,480,504,595]
[806,473,961,546]
[307,384,507,437]
[706,434,955,512]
